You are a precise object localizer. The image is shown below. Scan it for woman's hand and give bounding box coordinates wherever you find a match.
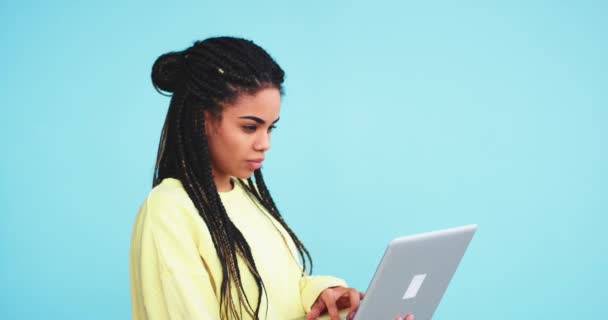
[305,286,362,320]
[305,286,415,320]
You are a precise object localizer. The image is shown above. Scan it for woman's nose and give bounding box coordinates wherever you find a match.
[254,132,271,151]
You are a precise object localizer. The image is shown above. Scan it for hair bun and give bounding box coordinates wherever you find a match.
[151,52,186,94]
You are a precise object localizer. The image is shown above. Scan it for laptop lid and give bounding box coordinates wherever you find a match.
[353,224,477,319]
[310,224,477,320]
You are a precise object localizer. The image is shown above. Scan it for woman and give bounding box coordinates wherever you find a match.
[129,36,413,320]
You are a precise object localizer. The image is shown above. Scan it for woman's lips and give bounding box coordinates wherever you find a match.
[246,160,263,170]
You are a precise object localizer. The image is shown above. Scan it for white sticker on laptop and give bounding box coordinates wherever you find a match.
[402,273,427,300]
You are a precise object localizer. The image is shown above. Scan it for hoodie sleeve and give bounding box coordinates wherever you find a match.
[130,190,221,320]
[299,275,348,312]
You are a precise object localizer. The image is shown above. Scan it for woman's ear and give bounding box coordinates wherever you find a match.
[203,111,214,137]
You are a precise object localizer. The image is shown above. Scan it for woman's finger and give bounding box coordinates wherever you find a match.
[306,298,326,320]
[345,289,360,320]
[348,289,360,312]
[323,290,340,320]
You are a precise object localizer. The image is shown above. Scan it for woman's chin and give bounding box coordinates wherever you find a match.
[234,170,254,180]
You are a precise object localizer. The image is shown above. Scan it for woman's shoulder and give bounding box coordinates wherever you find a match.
[132,178,216,265]
[138,177,197,222]
[149,177,189,201]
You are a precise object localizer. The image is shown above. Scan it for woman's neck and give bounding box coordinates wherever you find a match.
[213,172,234,192]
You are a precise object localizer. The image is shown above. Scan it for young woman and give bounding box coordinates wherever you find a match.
[129,36,413,320]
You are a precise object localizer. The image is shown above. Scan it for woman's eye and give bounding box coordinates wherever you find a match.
[268,125,277,133]
[242,125,257,133]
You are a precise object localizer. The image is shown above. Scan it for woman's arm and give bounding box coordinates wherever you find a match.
[130,190,221,320]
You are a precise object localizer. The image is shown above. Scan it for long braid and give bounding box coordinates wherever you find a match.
[252,170,313,274]
[179,93,256,319]
[151,37,310,319]
[183,94,260,319]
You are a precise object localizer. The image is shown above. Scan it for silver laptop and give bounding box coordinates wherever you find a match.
[309,224,477,320]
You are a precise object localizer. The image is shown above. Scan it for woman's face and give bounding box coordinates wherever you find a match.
[204,87,281,190]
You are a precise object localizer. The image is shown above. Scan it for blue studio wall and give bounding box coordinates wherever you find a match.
[1,0,606,319]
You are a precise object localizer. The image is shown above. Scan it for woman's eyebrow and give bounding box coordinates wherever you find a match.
[238,116,280,124]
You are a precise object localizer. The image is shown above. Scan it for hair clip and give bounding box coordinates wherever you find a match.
[218,68,225,74]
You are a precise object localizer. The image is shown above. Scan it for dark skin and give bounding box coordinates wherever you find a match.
[307,286,414,320]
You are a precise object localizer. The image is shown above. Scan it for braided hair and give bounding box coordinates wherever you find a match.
[150,37,312,319]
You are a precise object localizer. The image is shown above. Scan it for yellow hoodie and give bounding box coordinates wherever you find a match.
[130,178,346,320]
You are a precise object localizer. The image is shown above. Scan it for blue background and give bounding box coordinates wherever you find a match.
[1,0,606,319]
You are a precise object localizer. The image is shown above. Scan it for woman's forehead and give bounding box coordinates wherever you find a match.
[223,88,281,120]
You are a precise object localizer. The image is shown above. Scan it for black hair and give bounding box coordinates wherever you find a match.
[150,36,312,319]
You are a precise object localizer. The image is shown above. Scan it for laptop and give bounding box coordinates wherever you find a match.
[305,224,477,320]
